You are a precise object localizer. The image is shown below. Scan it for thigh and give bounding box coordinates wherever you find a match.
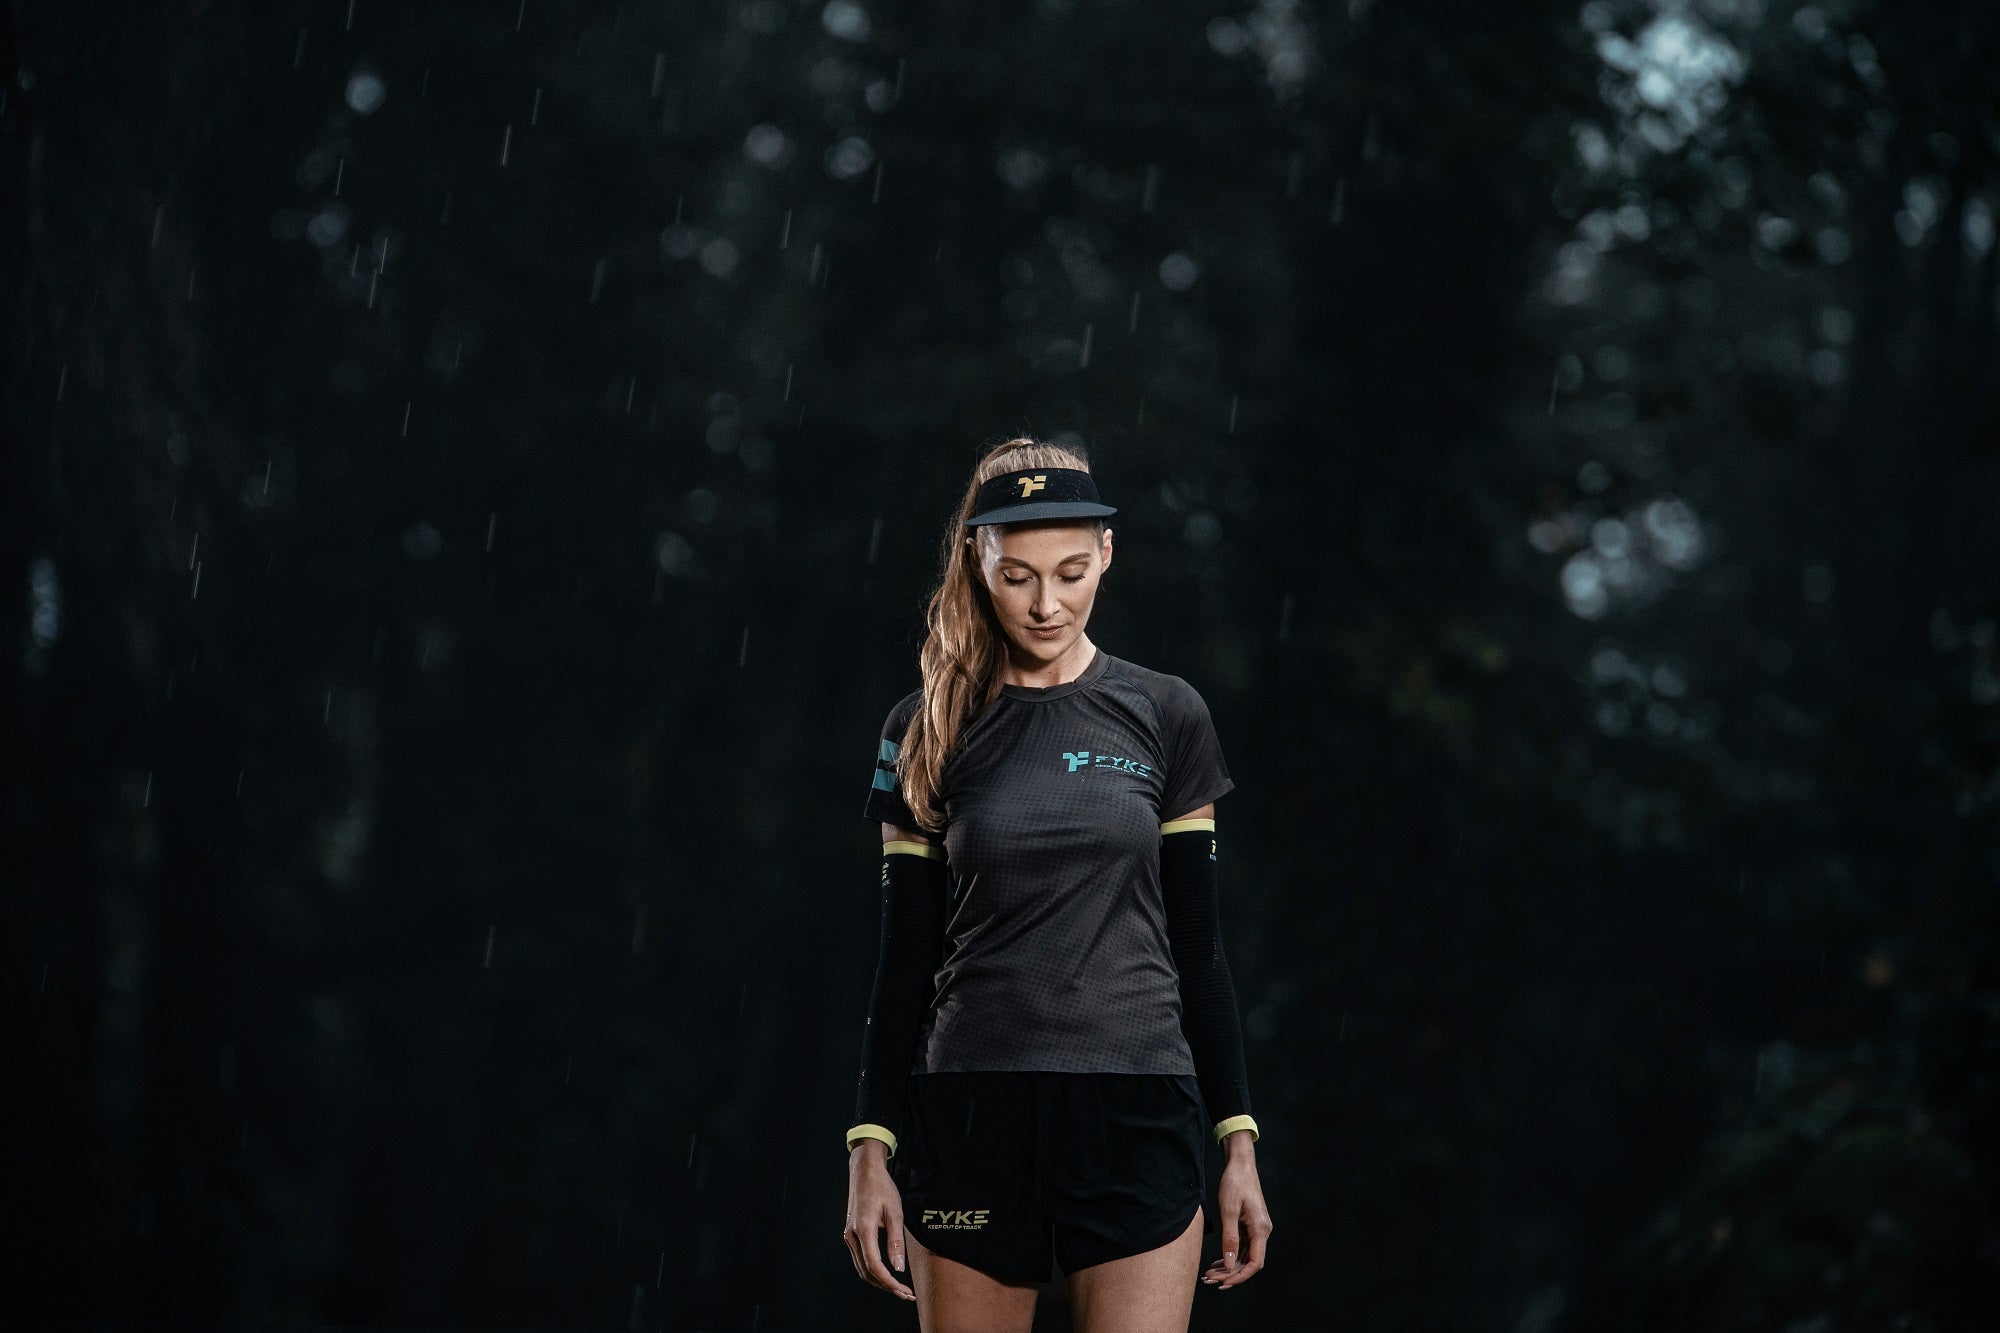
[905,1225,1041,1333]
[1065,1203,1203,1333]
[1044,1074,1206,1281]
[895,1072,1052,1294]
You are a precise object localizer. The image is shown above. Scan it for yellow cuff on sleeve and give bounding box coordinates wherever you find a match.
[846,1122,899,1156]
[1213,1114,1259,1144]
[1159,817,1216,836]
[883,840,944,859]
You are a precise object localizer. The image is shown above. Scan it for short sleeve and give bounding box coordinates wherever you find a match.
[861,690,923,828]
[1157,676,1236,823]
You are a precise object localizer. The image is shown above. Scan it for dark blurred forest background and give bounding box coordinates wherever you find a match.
[4,0,1997,1329]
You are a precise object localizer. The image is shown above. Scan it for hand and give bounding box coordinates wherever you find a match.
[843,1141,916,1301]
[1201,1134,1271,1289]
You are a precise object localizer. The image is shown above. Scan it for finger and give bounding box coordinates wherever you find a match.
[882,1214,914,1298]
[862,1218,914,1299]
[1244,1219,1270,1272]
[1218,1260,1263,1286]
[843,1227,867,1282]
[859,1226,891,1290]
[1221,1236,1265,1286]
[887,1215,907,1278]
[1213,1200,1252,1285]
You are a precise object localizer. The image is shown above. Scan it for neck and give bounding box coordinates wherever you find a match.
[1000,633,1097,689]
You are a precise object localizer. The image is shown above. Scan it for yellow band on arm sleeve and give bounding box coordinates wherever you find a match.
[1159,816,1216,836]
[1213,1114,1259,1144]
[846,1122,899,1156]
[882,840,944,859]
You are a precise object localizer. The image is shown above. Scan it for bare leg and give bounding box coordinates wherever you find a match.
[905,1224,1040,1333]
[1064,1205,1203,1333]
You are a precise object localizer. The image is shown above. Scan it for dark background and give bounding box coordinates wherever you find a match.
[4,1,1998,1329]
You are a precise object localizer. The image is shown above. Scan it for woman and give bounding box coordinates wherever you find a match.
[840,438,1273,1330]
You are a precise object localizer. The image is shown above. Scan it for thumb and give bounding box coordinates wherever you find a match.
[887,1210,906,1271]
[1221,1205,1241,1270]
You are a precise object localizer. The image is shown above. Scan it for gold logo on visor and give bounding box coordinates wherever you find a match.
[1015,474,1047,497]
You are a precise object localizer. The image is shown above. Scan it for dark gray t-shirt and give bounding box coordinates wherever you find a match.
[861,646,1236,1076]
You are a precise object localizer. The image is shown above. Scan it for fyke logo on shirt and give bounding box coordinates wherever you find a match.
[1061,749,1154,777]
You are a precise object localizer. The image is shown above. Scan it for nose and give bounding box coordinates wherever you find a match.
[1035,581,1063,619]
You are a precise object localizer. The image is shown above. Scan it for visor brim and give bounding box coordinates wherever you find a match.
[963,501,1118,527]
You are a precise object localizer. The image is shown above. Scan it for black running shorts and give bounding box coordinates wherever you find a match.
[890,1070,1207,1283]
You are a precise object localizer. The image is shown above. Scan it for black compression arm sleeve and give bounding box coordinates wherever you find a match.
[849,841,948,1154]
[1161,824,1255,1137]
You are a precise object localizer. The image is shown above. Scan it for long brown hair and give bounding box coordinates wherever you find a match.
[894,437,1108,832]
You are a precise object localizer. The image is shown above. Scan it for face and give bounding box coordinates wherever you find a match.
[970,520,1114,663]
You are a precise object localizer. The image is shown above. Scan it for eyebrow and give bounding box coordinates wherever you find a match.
[996,552,1092,568]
